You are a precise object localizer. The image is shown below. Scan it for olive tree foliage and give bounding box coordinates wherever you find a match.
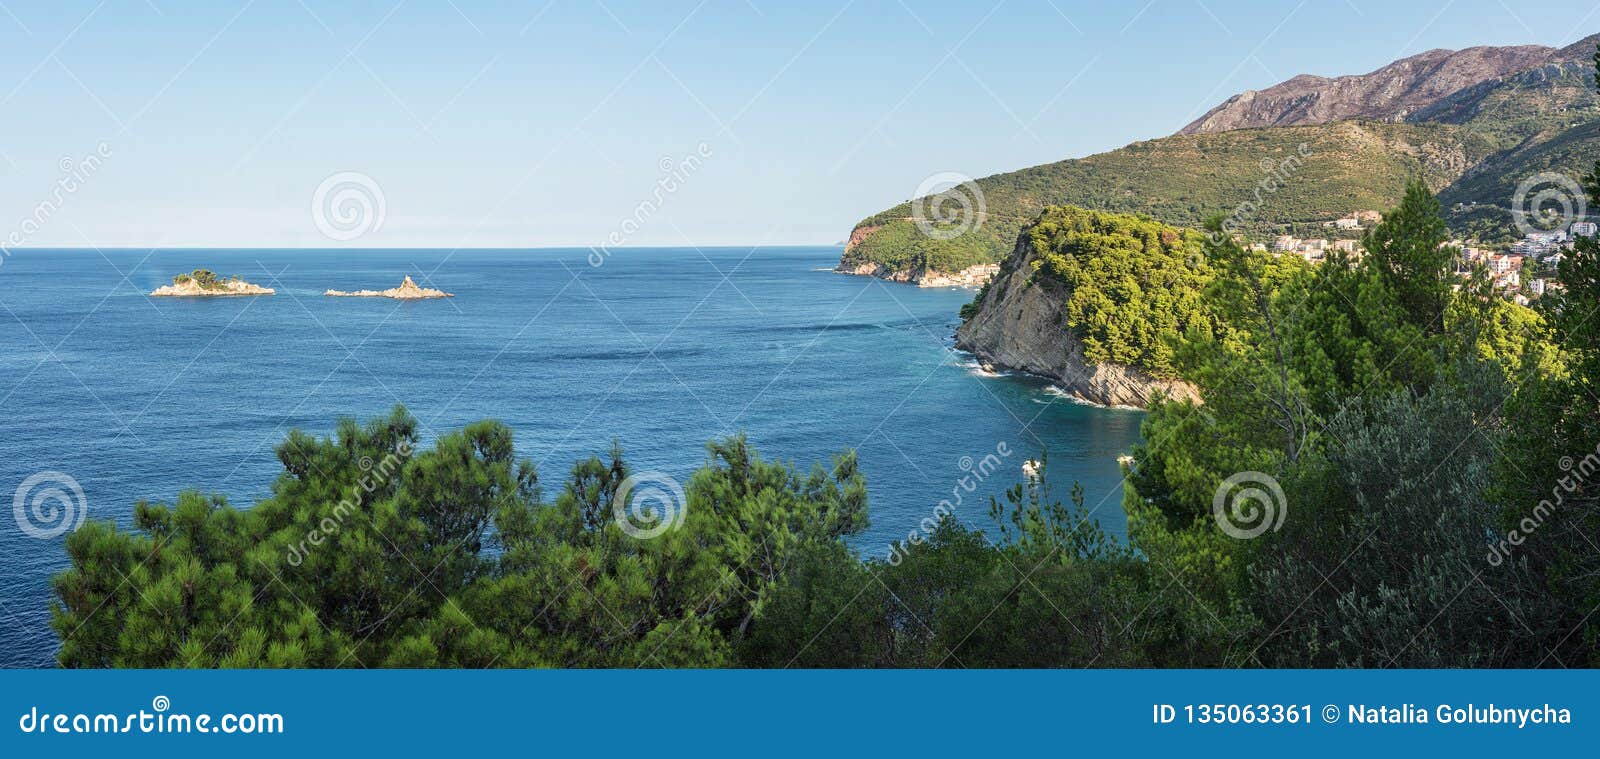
[1249,365,1565,667]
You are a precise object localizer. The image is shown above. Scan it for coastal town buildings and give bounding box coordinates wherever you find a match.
[1268,234,1360,265]
[1260,217,1576,306]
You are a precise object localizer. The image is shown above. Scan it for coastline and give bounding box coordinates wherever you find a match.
[956,350,1146,411]
[833,261,1000,288]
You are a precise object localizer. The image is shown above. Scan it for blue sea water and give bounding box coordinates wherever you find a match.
[0,246,1142,668]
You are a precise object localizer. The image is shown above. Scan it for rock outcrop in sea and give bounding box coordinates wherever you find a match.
[150,272,274,297]
[954,236,1198,409]
[324,276,452,300]
[835,261,999,288]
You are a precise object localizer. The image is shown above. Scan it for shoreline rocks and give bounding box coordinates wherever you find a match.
[150,272,274,297]
[833,261,1000,288]
[324,276,452,300]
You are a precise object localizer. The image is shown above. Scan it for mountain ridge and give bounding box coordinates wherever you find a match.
[840,33,1600,282]
[1177,40,1583,135]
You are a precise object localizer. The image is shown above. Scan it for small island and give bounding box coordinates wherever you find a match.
[324,275,452,300]
[150,269,274,297]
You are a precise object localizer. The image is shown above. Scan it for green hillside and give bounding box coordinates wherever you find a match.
[843,122,1493,273]
[1412,61,1599,143]
[1442,118,1600,232]
[845,55,1600,274]
[1426,59,1600,238]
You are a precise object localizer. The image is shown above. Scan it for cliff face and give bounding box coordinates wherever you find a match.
[1178,37,1597,136]
[844,224,881,251]
[954,235,1199,409]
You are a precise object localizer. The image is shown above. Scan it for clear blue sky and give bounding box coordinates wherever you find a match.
[1,0,1596,248]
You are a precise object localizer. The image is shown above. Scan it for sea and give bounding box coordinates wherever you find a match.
[0,246,1143,667]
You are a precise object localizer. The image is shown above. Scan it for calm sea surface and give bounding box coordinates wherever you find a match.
[0,247,1142,667]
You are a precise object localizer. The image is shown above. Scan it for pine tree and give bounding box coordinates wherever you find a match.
[1361,179,1454,335]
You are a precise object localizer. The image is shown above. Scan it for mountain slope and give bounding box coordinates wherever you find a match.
[1410,58,1597,141]
[1178,43,1566,135]
[841,34,1600,279]
[1441,117,1600,239]
[841,121,1491,277]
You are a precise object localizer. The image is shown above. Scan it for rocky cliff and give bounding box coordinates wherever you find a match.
[1179,36,1596,135]
[954,224,1200,409]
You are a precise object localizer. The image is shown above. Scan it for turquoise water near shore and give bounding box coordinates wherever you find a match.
[0,246,1142,667]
